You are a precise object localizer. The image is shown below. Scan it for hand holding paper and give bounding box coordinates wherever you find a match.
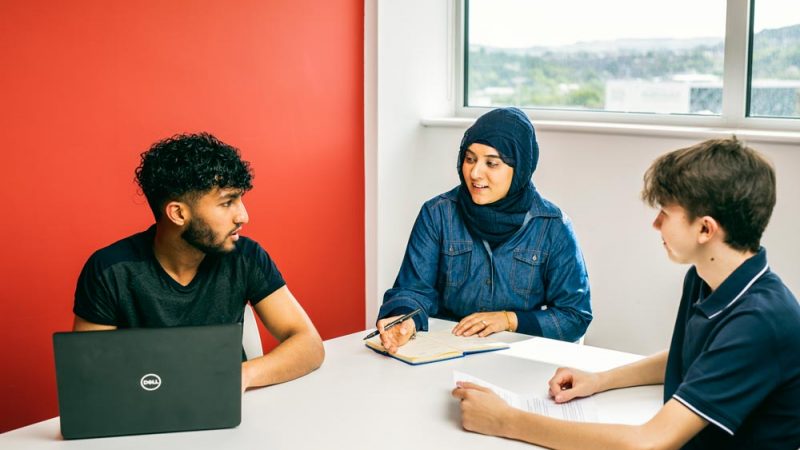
[453,371,598,422]
[452,380,515,437]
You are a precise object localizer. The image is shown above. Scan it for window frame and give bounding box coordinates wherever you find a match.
[455,0,800,131]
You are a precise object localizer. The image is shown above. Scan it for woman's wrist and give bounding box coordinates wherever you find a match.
[503,311,518,332]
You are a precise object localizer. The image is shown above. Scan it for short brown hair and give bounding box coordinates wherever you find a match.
[642,137,776,253]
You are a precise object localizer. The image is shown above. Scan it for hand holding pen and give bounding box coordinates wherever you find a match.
[364,308,421,354]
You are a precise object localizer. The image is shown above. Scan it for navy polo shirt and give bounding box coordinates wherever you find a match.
[664,248,800,449]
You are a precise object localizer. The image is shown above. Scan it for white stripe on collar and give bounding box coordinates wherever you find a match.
[707,264,769,319]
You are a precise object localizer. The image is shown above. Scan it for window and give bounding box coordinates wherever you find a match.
[749,1,800,118]
[461,0,800,128]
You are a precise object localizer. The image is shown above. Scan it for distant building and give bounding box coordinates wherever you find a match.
[605,76,800,117]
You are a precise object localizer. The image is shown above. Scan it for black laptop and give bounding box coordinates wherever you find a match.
[53,323,242,439]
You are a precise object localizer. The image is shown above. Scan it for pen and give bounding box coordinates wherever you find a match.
[362,308,422,340]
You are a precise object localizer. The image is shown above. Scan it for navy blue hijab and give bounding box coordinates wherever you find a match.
[456,107,539,248]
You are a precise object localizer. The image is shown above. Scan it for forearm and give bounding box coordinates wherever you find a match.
[502,410,657,450]
[529,306,590,342]
[242,330,324,389]
[499,398,703,450]
[597,350,667,392]
[72,315,116,331]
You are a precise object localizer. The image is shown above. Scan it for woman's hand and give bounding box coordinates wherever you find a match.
[377,315,416,354]
[452,311,516,337]
[547,367,603,403]
[451,381,514,437]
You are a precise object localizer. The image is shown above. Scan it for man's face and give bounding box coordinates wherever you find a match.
[652,204,702,264]
[181,187,248,255]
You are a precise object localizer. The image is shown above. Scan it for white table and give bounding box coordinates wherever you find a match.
[2,320,663,449]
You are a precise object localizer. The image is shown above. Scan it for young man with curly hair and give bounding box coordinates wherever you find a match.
[73,133,324,390]
[453,137,800,449]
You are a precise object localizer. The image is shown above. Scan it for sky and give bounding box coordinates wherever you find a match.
[469,0,800,48]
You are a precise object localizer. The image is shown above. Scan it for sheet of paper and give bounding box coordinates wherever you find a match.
[453,370,598,422]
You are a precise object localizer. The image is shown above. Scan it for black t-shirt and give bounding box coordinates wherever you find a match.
[74,226,285,328]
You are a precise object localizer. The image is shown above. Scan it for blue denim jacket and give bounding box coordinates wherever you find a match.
[379,187,592,341]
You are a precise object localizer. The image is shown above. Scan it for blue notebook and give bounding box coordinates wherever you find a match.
[365,329,509,365]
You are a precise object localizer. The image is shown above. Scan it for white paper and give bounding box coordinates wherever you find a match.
[453,370,598,422]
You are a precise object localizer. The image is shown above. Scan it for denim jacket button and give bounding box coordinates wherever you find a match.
[532,255,537,262]
[485,279,491,285]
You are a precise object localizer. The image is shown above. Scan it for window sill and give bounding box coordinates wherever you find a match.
[420,117,800,145]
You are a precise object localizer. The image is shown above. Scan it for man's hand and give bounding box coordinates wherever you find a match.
[547,367,602,403]
[451,381,514,437]
[377,315,416,354]
[452,311,515,337]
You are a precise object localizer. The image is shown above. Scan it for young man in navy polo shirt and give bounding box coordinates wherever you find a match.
[453,137,800,449]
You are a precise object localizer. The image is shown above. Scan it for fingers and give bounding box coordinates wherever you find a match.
[376,316,395,333]
[451,382,491,401]
[451,387,467,400]
[456,381,491,392]
[378,315,400,351]
[392,320,415,351]
[382,327,405,354]
[547,368,572,398]
[548,367,594,403]
[477,322,497,338]
[451,315,471,336]
[553,386,582,403]
[462,321,486,337]
[453,313,483,335]
[378,316,415,354]
[453,312,501,337]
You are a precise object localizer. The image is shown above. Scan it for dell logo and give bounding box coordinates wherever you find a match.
[140,373,162,391]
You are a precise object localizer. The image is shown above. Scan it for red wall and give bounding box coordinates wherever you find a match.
[0,0,364,432]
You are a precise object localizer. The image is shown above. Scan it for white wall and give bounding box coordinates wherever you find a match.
[367,0,454,326]
[368,0,800,355]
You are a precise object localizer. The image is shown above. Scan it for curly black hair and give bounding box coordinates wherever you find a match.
[135,133,253,220]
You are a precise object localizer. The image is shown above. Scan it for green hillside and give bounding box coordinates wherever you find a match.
[468,24,800,110]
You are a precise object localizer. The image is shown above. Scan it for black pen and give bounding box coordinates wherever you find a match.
[362,308,422,340]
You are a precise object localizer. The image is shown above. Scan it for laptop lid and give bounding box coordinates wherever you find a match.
[53,323,242,439]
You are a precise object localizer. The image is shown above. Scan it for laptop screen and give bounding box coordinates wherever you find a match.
[53,323,242,439]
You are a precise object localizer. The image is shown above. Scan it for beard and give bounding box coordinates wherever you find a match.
[181,215,235,255]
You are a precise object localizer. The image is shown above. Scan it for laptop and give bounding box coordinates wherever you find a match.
[53,323,242,439]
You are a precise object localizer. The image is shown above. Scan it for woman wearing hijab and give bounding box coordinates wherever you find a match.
[376,107,592,353]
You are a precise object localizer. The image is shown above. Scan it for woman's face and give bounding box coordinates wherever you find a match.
[462,143,514,205]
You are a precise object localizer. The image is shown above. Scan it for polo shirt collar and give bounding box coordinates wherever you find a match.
[696,247,770,319]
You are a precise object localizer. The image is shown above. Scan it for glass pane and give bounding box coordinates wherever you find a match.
[466,0,726,115]
[749,0,800,118]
